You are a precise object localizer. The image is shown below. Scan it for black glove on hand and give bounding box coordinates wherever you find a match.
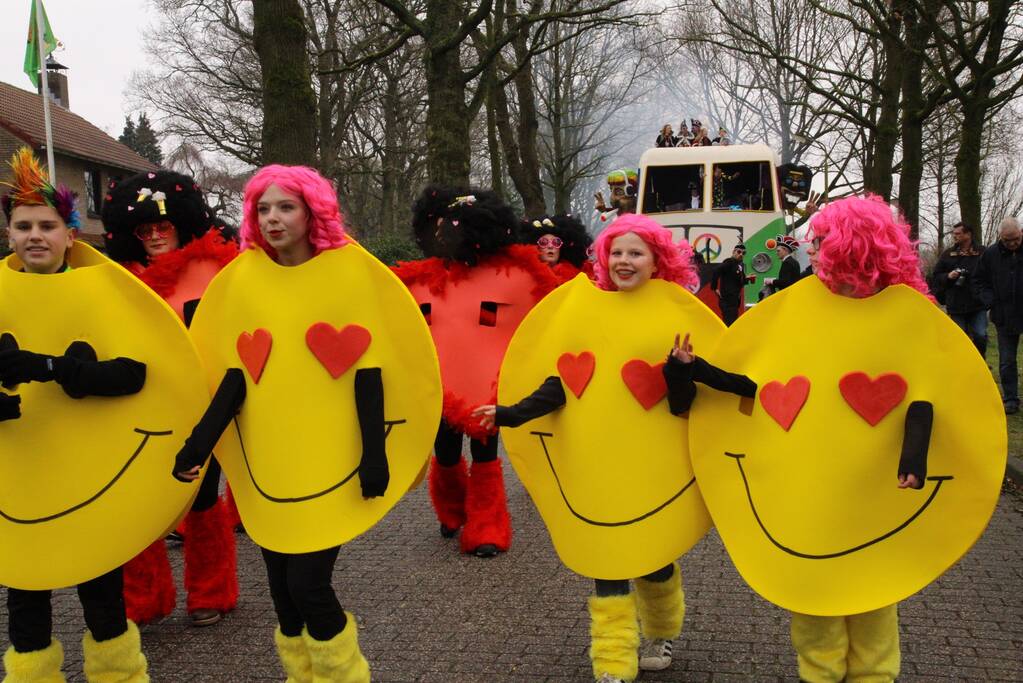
[355,368,389,498]
[0,393,21,421]
[0,350,55,389]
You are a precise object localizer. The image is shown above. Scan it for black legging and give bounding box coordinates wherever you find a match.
[434,421,497,466]
[191,456,223,512]
[593,563,674,597]
[261,546,346,641]
[7,568,127,652]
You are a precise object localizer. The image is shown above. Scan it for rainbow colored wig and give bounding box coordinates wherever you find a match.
[592,213,699,291]
[239,164,347,256]
[810,194,932,299]
[1,148,80,229]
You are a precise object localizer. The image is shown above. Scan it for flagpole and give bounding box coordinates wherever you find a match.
[34,0,56,183]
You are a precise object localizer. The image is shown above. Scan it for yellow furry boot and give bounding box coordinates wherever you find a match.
[635,563,684,671]
[588,593,639,682]
[2,640,66,682]
[301,613,370,683]
[274,628,312,683]
[81,621,148,683]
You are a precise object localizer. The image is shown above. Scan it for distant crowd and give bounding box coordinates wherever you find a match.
[655,119,731,148]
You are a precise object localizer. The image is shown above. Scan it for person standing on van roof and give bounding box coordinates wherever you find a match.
[656,124,678,148]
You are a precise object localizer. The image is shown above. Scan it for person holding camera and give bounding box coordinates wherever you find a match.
[931,221,987,357]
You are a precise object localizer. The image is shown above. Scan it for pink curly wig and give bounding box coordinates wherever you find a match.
[810,194,932,299]
[239,164,348,257]
[592,213,699,291]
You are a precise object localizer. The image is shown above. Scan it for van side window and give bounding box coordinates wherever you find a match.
[711,161,775,211]
[642,164,704,214]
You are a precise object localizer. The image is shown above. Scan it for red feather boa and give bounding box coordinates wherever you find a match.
[392,244,561,301]
[137,231,239,298]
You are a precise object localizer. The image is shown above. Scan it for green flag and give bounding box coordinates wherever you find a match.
[23,1,58,89]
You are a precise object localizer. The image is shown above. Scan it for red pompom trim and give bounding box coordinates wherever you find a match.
[138,231,239,298]
[443,390,496,442]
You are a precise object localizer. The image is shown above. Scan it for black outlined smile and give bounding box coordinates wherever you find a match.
[1,428,172,524]
[237,419,405,503]
[534,431,698,527]
[725,451,953,559]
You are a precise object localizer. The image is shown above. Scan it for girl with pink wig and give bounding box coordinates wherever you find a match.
[474,213,755,683]
[790,194,933,683]
[173,165,377,682]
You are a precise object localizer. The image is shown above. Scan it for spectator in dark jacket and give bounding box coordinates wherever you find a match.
[931,222,987,356]
[974,217,1023,413]
[711,243,749,325]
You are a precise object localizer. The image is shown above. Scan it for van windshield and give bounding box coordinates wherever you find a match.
[642,164,704,213]
[711,161,775,211]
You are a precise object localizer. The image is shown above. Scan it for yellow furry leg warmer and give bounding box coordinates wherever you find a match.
[635,563,684,640]
[82,621,148,683]
[791,612,848,683]
[845,604,900,683]
[274,628,312,683]
[588,593,639,682]
[2,640,66,683]
[301,613,370,683]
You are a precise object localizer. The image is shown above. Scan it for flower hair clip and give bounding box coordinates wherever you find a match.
[448,195,476,209]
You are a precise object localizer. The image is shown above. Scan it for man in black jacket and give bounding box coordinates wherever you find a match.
[974,217,1023,413]
[773,235,802,292]
[711,243,750,325]
[931,222,987,356]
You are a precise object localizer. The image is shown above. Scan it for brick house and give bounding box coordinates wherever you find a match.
[0,79,158,248]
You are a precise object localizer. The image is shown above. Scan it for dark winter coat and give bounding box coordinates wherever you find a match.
[974,241,1023,333]
[931,245,986,314]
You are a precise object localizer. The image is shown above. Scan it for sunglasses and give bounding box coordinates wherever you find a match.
[538,236,563,248]
[134,223,175,240]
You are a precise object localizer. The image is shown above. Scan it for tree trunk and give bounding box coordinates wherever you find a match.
[897,1,930,238]
[424,0,472,186]
[956,101,986,234]
[485,68,504,198]
[864,13,904,199]
[510,30,546,217]
[252,0,317,166]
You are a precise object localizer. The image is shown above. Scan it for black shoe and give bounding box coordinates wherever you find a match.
[1005,402,1019,415]
[440,523,458,538]
[473,544,500,558]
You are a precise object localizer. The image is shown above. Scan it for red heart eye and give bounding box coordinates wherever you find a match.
[621,360,667,410]
[759,376,810,430]
[557,351,595,399]
[306,323,372,379]
[839,372,907,425]
[237,329,272,383]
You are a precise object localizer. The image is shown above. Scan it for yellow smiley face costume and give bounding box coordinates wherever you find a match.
[690,277,1005,615]
[499,274,724,580]
[189,244,441,554]
[0,243,209,590]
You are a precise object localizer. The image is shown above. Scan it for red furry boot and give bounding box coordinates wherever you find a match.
[123,540,176,624]
[460,458,512,557]
[223,484,243,531]
[183,498,238,626]
[428,456,468,537]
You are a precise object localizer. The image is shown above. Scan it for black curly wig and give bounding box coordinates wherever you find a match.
[521,214,593,268]
[101,170,220,265]
[410,185,521,265]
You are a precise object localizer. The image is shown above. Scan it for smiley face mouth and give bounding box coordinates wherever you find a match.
[534,432,697,527]
[0,428,172,525]
[236,419,405,503]
[725,451,953,559]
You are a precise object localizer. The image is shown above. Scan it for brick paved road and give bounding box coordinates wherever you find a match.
[5,459,1022,682]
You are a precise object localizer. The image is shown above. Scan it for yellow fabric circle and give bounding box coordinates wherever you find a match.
[690,276,1005,615]
[500,275,724,579]
[0,243,208,590]
[189,245,441,553]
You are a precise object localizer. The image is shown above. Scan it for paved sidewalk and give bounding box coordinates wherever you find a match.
[4,462,1022,682]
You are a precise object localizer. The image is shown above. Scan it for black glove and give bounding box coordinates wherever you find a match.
[355,368,389,498]
[0,393,21,421]
[0,350,55,389]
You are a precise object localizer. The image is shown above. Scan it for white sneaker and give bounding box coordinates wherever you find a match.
[638,638,673,671]
[596,674,626,683]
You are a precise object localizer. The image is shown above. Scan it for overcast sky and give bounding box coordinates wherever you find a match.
[0,0,148,137]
